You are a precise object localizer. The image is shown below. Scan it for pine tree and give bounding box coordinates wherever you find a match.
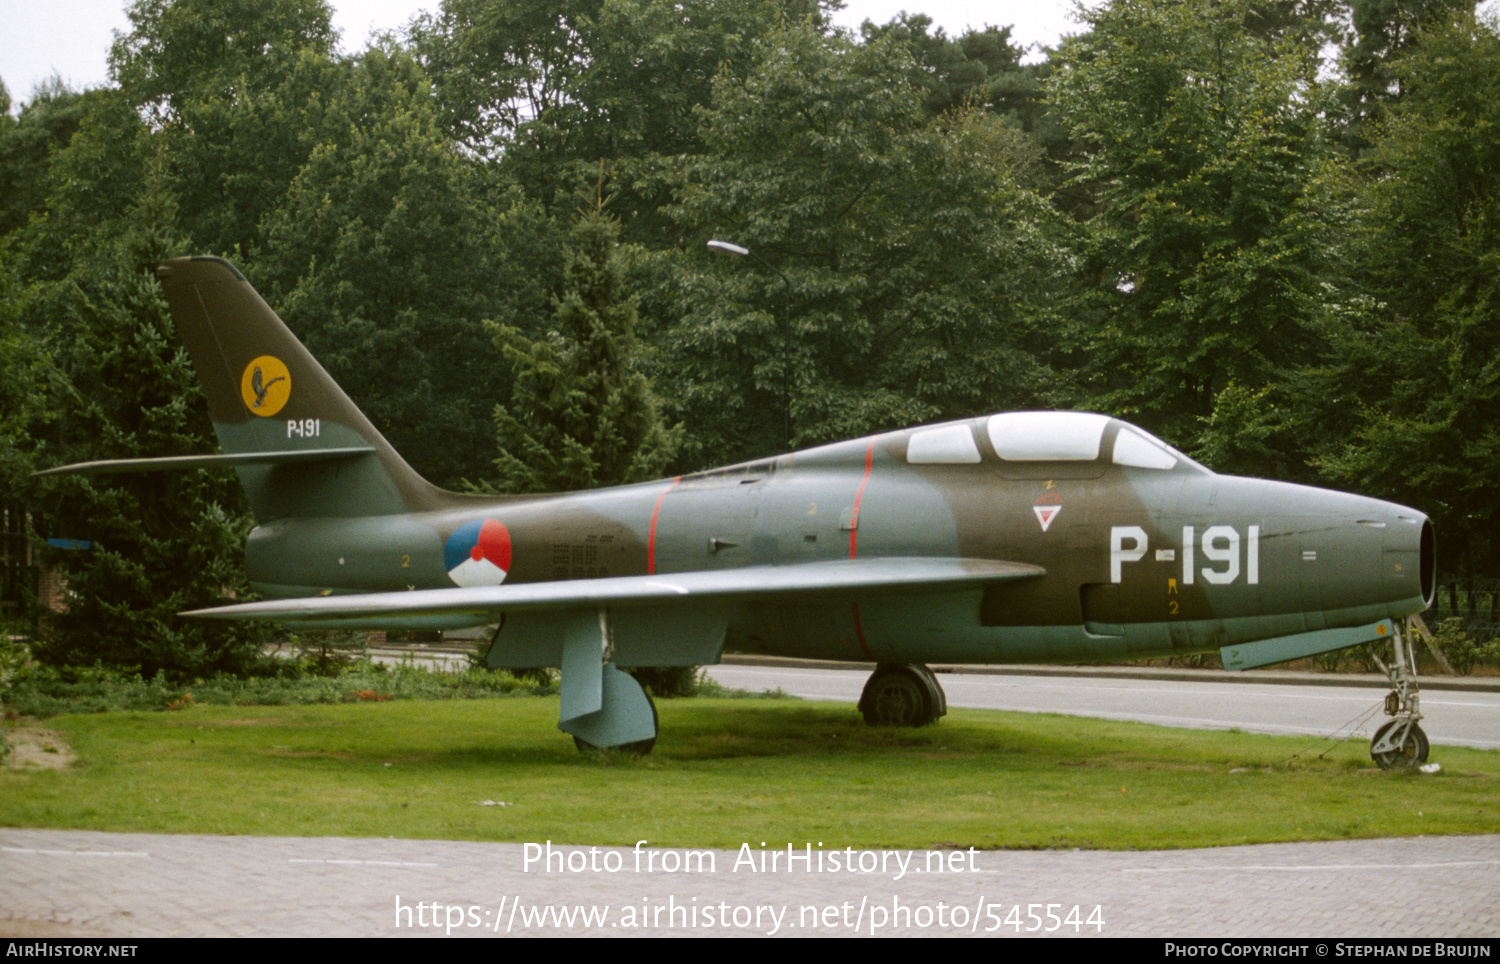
[30,193,265,678]
[488,197,681,493]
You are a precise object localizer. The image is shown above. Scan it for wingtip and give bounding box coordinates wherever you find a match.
[157,256,246,284]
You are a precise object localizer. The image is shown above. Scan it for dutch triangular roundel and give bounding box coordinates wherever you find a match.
[444,518,513,587]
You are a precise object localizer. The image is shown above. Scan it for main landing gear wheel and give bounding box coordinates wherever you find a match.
[1370,719,1429,771]
[858,663,947,727]
[574,689,659,757]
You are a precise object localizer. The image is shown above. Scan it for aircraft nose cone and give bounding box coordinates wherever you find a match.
[1307,493,1434,619]
[1212,478,1435,624]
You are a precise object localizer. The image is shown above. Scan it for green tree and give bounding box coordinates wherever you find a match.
[109,0,341,258]
[107,2,554,486]
[857,16,1067,194]
[659,22,1068,465]
[27,197,265,678]
[1050,0,1338,448]
[526,0,829,236]
[253,48,545,487]
[110,0,338,119]
[489,199,680,492]
[413,0,824,155]
[410,0,604,155]
[0,79,93,241]
[415,0,829,248]
[1340,0,1475,149]
[0,238,52,518]
[1320,12,1500,576]
[858,15,1038,122]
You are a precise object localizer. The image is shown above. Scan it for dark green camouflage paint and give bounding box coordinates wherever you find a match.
[156,256,1433,674]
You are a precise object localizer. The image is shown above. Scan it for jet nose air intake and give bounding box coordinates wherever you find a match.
[1388,511,1435,610]
[1347,498,1435,618]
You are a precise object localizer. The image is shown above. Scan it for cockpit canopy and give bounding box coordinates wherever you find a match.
[905,412,1206,473]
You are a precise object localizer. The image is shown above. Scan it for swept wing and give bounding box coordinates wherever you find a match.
[183,557,1045,627]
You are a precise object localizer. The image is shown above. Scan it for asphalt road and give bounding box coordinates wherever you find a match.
[706,660,1500,751]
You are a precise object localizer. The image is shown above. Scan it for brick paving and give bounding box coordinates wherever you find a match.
[3,829,1496,938]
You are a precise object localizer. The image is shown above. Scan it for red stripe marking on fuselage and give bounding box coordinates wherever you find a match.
[647,477,682,575]
[851,600,873,660]
[849,440,874,559]
[848,440,876,658]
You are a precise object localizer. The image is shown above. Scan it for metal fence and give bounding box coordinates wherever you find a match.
[1428,578,1500,642]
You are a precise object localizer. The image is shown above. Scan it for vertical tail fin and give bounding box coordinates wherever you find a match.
[157,256,444,521]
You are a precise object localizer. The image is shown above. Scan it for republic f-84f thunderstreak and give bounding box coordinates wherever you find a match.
[44,257,1437,766]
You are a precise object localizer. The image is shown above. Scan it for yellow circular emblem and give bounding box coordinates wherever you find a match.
[240,356,291,417]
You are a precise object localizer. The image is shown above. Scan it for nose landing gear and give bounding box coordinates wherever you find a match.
[1365,622,1429,771]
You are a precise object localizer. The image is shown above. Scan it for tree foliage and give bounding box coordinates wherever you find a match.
[109,0,341,259]
[1320,12,1500,572]
[252,48,541,487]
[1340,0,1475,146]
[411,0,604,152]
[4,0,1500,680]
[490,198,681,492]
[24,199,265,678]
[1051,0,1338,446]
[0,80,92,239]
[110,0,338,119]
[660,22,1067,463]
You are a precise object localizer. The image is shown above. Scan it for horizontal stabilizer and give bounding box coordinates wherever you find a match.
[182,557,1046,626]
[35,447,377,477]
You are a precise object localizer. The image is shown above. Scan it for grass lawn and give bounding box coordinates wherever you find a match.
[3,697,1496,850]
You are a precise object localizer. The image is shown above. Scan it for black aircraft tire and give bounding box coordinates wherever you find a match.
[574,690,659,757]
[859,665,936,727]
[1370,720,1429,771]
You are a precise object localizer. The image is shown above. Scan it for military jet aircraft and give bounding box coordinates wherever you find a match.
[43,256,1437,766]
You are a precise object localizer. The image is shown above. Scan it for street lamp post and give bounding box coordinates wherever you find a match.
[707,239,793,451]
